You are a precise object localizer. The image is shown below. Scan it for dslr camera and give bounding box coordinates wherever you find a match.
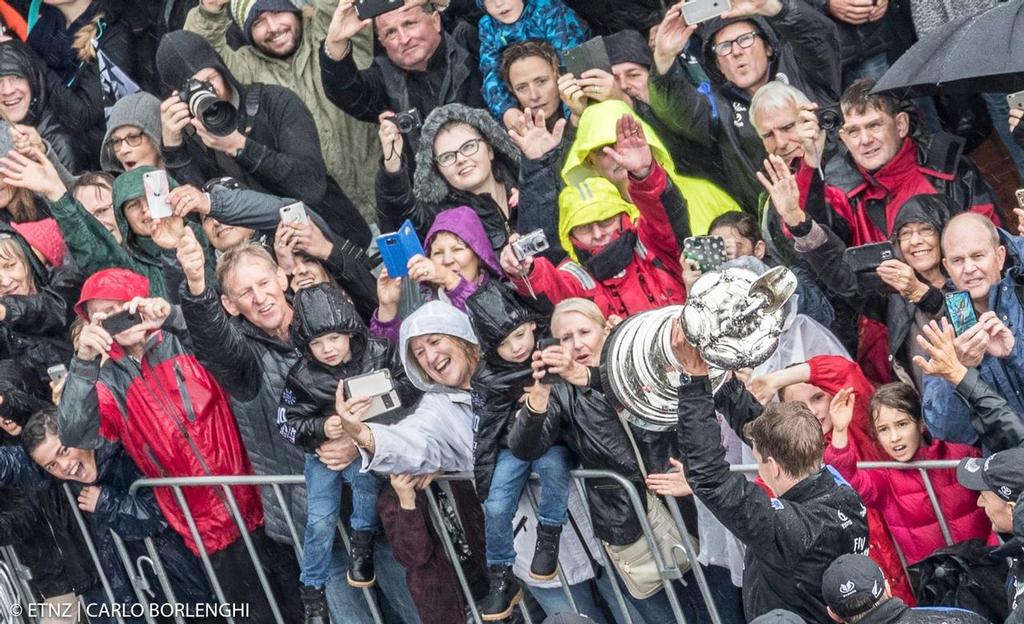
[180,78,237,137]
[512,229,549,262]
[815,104,843,133]
[394,109,422,134]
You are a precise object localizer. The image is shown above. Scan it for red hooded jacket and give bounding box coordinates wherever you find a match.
[61,269,263,555]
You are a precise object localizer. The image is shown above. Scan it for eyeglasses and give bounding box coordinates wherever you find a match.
[896,224,937,243]
[711,32,760,57]
[110,132,144,150]
[435,138,483,168]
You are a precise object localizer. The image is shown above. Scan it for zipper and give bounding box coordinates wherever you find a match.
[173,363,198,423]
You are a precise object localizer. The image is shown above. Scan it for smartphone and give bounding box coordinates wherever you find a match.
[47,364,68,384]
[1015,188,1024,210]
[278,201,309,226]
[143,170,172,220]
[843,241,894,273]
[1007,90,1024,111]
[683,236,727,273]
[355,0,403,20]
[102,310,143,336]
[376,219,425,278]
[682,0,732,25]
[564,37,612,78]
[536,337,561,385]
[944,290,979,336]
[343,369,401,420]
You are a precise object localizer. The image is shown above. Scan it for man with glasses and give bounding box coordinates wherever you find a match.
[648,0,841,212]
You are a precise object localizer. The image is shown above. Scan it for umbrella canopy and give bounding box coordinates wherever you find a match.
[873,0,1024,98]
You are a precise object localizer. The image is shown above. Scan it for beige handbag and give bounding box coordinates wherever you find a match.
[602,416,696,600]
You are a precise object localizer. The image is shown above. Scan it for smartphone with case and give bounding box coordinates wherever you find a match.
[278,201,309,226]
[843,241,894,273]
[143,170,172,219]
[102,310,143,336]
[683,236,727,273]
[682,0,732,25]
[343,369,400,420]
[536,337,561,385]
[564,37,612,78]
[944,290,979,336]
[1007,90,1024,111]
[47,364,68,384]
[376,219,425,278]
[355,0,404,20]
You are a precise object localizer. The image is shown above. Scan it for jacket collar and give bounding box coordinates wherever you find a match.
[858,598,909,623]
[781,467,833,502]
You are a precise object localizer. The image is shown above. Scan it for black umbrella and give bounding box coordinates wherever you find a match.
[873,0,1024,98]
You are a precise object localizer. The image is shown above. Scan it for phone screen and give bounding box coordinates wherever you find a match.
[944,291,978,336]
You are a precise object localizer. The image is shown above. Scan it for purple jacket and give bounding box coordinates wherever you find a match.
[371,206,506,342]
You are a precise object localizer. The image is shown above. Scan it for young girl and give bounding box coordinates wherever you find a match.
[466,280,573,621]
[278,283,419,621]
[829,382,997,567]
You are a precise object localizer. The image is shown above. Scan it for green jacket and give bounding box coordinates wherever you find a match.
[49,167,215,299]
[185,0,381,220]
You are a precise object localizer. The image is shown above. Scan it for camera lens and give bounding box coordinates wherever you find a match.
[184,82,238,137]
[396,115,414,134]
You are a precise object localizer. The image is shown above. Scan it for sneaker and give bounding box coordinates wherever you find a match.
[529,524,562,581]
[479,565,523,621]
[300,584,328,624]
[347,529,377,588]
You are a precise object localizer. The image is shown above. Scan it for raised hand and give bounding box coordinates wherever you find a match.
[913,319,969,386]
[125,296,172,333]
[577,69,627,103]
[653,2,697,76]
[602,114,653,178]
[557,73,587,119]
[508,108,566,161]
[828,387,856,434]
[794,104,826,169]
[160,93,191,147]
[378,112,404,173]
[77,318,114,361]
[150,215,186,250]
[756,154,804,226]
[978,310,1015,359]
[177,226,207,295]
[876,259,926,301]
[669,317,709,376]
[722,0,785,19]
[169,185,211,218]
[0,148,66,201]
[273,221,298,274]
[499,234,534,279]
[326,0,370,60]
[646,458,693,497]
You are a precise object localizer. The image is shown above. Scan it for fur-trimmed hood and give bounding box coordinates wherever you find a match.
[413,103,521,206]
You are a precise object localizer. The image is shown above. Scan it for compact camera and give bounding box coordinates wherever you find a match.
[394,109,422,134]
[179,78,237,137]
[512,229,549,261]
[815,104,843,132]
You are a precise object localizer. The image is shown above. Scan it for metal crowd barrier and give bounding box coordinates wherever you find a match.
[2,460,967,624]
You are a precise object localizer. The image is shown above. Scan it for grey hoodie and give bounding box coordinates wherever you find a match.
[358,300,478,475]
[100,92,162,173]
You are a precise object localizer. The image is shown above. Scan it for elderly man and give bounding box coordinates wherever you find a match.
[185,0,382,220]
[320,0,483,153]
[921,213,1024,444]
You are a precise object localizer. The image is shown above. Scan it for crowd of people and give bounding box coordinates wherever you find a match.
[0,0,1023,623]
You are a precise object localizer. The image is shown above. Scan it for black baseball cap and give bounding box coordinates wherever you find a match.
[822,554,886,618]
[956,448,1024,502]
[749,609,806,623]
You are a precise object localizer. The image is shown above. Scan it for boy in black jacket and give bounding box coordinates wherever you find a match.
[277,283,419,622]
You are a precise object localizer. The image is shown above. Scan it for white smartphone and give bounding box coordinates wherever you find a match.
[343,369,401,421]
[143,170,172,220]
[47,364,68,384]
[279,201,309,225]
[682,0,732,24]
[1008,90,1024,111]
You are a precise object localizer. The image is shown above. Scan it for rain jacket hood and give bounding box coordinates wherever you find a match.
[101,92,163,173]
[465,280,535,364]
[557,176,638,263]
[0,221,49,288]
[292,282,368,362]
[74,267,149,320]
[398,300,478,394]
[698,16,777,88]
[156,30,243,97]
[0,40,46,124]
[562,99,740,236]
[890,193,956,243]
[413,103,521,206]
[425,206,504,279]
[111,166,180,260]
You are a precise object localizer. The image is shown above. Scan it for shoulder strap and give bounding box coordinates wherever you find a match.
[243,83,261,135]
[616,412,648,480]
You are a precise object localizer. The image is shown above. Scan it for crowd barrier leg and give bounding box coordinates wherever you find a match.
[140,536,185,624]
[422,485,485,624]
[663,496,721,624]
[270,483,303,558]
[570,478,635,624]
[62,484,126,624]
[333,519,384,624]
[523,482,579,616]
[107,532,158,624]
[918,469,954,546]
[169,486,235,624]
[219,485,285,624]
[0,548,31,624]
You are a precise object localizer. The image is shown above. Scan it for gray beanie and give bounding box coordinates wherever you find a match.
[100,92,162,173]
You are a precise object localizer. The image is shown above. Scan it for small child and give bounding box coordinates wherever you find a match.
[466,280,574,621]
[478,0,589,122]
[278,283,419,622]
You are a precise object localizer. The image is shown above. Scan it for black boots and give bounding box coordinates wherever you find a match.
[479,564,523,621]
[347,529,376,587]
[530,524,562,581]
[300,584,328,624]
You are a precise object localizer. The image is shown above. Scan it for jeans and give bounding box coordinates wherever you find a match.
[326,539,422,624]
[842,53,890,90]
[209,528,303,624]
[483,446,573,566]
[607,565,714,624]
[530,580,609,624]
[301,453,381,587]
[982,91,1024,179]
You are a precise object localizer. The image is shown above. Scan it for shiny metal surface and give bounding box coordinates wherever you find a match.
[602,266,796,431]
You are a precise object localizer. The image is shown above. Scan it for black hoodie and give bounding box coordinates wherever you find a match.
[278,283,420,453]
[155,31,371,248]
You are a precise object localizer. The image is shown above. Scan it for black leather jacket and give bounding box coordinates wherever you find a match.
[857,598,991,624]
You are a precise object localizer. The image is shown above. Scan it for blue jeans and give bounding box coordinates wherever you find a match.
[982,91,1024,179]
[326,539,422,624]
[842,52,890,90]
[609,565,714,624]
[301,453,381,587]
[483,446,572,566]
[530,579,610,624]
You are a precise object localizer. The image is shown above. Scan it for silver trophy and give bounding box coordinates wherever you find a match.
[601,266,798,431]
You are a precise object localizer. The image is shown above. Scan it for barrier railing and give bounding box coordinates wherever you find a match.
[4,459,967,624]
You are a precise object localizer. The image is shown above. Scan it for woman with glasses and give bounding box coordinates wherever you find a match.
[100,92,164,173]
[377,103,520,256]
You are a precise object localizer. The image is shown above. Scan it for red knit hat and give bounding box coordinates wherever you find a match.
[74,268,150,320]
[10,218,65,268]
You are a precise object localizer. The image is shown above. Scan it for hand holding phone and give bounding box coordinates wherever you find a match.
[944,290,979,337]
[143,170,172,220]
[564,37,612,78]
[376,220,425,278]
[342,370,401,420]
[536,337,562,385]
[278,201,309,226]
[683,236,726,273]
[682,0,732,25]
[102,310,143,336]
[355,0,403,20]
